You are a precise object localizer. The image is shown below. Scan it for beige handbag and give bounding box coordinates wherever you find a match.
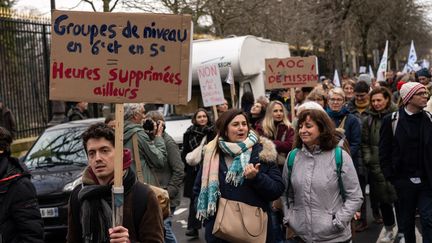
[212,198,268,243]
[185,136,207,166]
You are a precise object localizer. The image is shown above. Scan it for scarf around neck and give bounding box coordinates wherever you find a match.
[187,124,214,150]
[79,169,136,243]
[196,131,259,220]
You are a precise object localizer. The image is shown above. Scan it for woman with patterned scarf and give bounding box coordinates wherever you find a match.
[181,108,215,238]
[194,109,285,243]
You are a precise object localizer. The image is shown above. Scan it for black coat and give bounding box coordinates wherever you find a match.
[379,108,432,188]
[181,125,215,198]
[0,107,16,138]
[0,155,44,243]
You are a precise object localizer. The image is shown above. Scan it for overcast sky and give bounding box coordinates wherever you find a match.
[13,0,432,22]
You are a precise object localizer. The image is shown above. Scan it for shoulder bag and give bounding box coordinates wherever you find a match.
[185,136,207,166]
[212,197,267,243]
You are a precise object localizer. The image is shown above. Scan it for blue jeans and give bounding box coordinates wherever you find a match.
[393,179,432,243]
[164,207,178,243]
[270,210,285,243]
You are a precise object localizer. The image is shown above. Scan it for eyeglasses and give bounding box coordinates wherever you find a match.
[329,98,344,103]
[414,92,430,98]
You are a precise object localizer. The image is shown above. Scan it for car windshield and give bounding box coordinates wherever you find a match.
[24,126,88,170]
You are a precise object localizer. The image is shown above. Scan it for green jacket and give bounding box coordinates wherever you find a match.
[153,132,185,207]
[361,103,397,204]
[124,121,167,186]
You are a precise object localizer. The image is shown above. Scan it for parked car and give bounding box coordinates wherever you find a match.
[23,118,103,232]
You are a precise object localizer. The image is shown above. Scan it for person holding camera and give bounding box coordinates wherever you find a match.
[123,103,167,185]
[144,111,185,243]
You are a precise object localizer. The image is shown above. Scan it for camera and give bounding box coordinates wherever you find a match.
[143,119,155,132]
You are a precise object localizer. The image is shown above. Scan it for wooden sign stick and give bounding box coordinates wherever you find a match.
[212,105,219,121]
[112,103,124,227]
[290,88,296,121]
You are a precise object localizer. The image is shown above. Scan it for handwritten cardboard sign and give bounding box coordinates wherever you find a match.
[50,10,192,104]
[265,56,318,89]
[197,64,225,107]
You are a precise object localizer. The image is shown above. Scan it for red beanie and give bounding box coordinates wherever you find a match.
[397,81,406,91]
[123,148,132,170]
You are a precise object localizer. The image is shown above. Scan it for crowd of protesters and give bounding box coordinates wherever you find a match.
[2,67,432,243]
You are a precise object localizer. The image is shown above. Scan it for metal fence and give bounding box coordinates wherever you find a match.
[0,9,51,139]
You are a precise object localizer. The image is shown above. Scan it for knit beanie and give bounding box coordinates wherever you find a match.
[123,148,132,169]
[358,74,372,86]
[400,82,425,105]
[415,68,431,79]
[396,81,406,91]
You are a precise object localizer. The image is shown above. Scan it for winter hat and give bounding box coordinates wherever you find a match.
[123,148,132,170]
[358,74,372,86]
[400,82,426,105]
[415,68,431,79]
[396,81,406,91]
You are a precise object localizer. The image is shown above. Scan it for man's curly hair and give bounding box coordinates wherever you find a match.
[82,123,115,150]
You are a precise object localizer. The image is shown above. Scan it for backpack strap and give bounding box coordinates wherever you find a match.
[132,134,145,183]
[287,148,299,184]
[391,111,399,136]
[424,110,432,123]
[335,146,346,202]
[338,116,347,129]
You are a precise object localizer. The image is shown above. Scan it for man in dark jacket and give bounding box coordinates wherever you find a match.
[67,123,164,243]
[0,98,17,138]
[0,126,44,243]
[380,82,432,243]
[67,101,90,121]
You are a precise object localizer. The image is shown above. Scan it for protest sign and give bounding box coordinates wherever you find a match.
[265,56,318,89]
[50,10,192,105]
[197,64,225,107]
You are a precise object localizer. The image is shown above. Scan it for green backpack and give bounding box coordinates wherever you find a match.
[286,146,346,202]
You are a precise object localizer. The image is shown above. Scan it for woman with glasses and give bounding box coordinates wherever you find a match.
[326,88,363,231]
[326,88,361,165]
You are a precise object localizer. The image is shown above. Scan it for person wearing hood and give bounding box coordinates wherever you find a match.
[361,87,398,242]
[67,123,164,243]
[0,97,16,138]
[0,126,44,243]
[122,103,167,186]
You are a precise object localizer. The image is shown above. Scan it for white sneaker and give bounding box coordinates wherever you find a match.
[380,229,394,243]
[397,233,405,243]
